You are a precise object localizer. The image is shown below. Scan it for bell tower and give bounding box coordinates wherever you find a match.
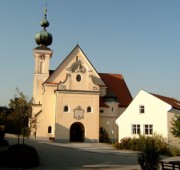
[33,8,53,105]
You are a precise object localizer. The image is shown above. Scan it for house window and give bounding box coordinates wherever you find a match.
[132,124,140,134]
[87,106,92,113]
[64,105,69,112]
[48,126,52,133]
[144,124,153,135]
[139,105,145,113]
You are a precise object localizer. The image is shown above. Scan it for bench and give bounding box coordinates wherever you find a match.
[160,161,180,170]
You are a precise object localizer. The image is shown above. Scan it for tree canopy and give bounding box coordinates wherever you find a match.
[171,114,180,138]
[6,88,32,143]
[9,88,32,119]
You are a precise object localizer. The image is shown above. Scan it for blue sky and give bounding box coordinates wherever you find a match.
[0,0,180,106]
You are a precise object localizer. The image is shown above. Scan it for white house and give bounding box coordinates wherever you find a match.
[116,90,180,146]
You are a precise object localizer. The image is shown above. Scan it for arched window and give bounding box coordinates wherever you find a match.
[64,105,69,112]
[48,126,52,133]
[76,56,78,61]
[87,106,92,113]
[39,61,45,73]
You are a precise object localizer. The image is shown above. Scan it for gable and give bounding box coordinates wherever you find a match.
[116,90,172,123]
[45,45,106,90]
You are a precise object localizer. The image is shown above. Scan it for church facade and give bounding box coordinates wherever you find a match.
[31,9,132,142]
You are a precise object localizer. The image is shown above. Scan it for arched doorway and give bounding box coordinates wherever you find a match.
[70,122,85,142]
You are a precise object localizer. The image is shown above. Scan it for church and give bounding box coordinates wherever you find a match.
[31,9,132,143]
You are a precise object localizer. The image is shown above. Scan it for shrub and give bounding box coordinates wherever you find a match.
[0,127,5,141]
[129,137,139,151]
[0,144,39,168]
[0,140,9,147]
[115,134,171,155]
[21,127,31,137]
[151,133,170,155]
[99,127,109,143]
[168,145,180,156]
[113,142,120,149]
[0,127,9,147]
[119,137,132,150]
[138,137,161,170]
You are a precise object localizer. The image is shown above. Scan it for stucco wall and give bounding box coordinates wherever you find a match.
[35,85,56,139]
[116,90,171,142]
[99,103,126,142]
[55,92,99,142]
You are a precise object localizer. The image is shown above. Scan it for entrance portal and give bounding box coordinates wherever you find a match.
[70,122,85,142]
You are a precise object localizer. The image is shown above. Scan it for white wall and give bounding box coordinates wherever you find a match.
[116,90,171,142]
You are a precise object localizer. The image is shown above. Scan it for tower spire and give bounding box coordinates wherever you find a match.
[35,7,53,47]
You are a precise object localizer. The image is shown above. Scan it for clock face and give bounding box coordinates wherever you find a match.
[40,54,45,60]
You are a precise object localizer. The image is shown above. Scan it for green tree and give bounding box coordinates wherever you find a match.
[0,106,10,127]
[8,88,32,144]
[171,114,180,138]
[99,127,109,143]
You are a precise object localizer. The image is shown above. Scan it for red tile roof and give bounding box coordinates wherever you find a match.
[99,73,133,107]
[151,93,180,110]
[100,97,109,107]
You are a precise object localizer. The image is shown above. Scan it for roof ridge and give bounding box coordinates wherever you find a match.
[151,92,180,110]
[151,93,180,102]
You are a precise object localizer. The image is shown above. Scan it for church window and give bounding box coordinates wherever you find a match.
[100,110,104,113]
[76,56,78,61]
[48,126,52,133]
[87,106,92,113]
[64,105,69,112]
[76,74,81,82]
[112,107,114,112]
[40,61,45,73]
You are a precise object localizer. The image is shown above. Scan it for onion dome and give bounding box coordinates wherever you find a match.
[35,8,53,47]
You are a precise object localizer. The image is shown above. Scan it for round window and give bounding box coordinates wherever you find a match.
[76,74,81,82]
